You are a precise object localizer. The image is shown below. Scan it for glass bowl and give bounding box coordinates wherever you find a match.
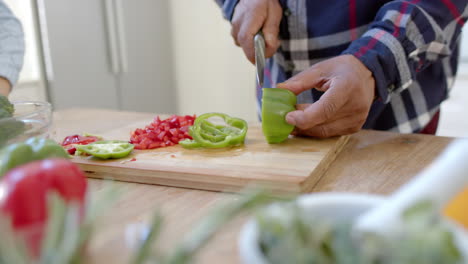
[0,101,52,148]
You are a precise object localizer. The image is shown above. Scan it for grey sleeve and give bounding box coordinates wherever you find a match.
[0,1,25,86]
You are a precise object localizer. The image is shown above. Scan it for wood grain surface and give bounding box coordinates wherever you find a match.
[64,110,349,193]
[50,109,455,264]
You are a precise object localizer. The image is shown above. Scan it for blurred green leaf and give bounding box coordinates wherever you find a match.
[256,199,463,264]
[0,216,30,264]
[0,184,119,264]
[130,212,163,264]
[0,95,14,119]
[165,189,285,264]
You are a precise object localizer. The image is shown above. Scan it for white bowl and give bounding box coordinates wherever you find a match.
[239,192,468,264]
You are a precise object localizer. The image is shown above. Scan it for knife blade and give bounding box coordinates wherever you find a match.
[254,32,266,88]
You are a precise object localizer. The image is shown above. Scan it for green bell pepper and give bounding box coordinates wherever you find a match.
[261,88,297,144]
[0,137,69,177]
[0,95,26,148]
[75,140,134,159]
[0,95,14,119]
[179,113,248,149]
[0,118,26,148]
[24,137,69,160]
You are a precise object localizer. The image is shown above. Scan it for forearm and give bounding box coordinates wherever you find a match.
[0,77,10,96]
[342,0,468,103]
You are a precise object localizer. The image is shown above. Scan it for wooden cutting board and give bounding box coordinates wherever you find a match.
[71,121,349,193]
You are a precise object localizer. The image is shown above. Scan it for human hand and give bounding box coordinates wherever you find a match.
[231,0,282,64]
[0,77,11,96]
[277,55,376,138]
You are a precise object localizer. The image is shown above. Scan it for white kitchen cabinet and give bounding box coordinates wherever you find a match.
[40,0,177,113]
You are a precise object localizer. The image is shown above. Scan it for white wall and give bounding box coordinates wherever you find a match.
[169,0,257,122]
[461,29,468,62]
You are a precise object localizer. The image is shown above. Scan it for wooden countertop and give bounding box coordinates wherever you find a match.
[52,108,454,263]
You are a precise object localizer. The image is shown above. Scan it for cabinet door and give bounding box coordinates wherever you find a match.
[117,0,177,113]
[41,0,120,109]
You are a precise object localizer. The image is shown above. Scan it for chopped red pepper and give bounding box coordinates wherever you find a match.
[130,115,195,150]
[63,144,78,155]
[61,134,100,155]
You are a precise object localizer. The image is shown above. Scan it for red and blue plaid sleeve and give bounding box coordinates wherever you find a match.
[342,0,468,103]
[214,0,239,21]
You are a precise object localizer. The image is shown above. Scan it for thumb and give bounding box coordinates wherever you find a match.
[285,104,310,127]
[277,67,324,95]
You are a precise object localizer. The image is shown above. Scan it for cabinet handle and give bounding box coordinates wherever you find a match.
[115,0,128,74]
[104,0,120,75]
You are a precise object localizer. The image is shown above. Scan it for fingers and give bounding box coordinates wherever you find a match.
[230,4,242,46]
[295,103,350,122]
[295,104,309,111]
[230,27,240,47]
[280,55,375,138]
[294,114,365,138]
[263,1,282,58]
[277,67,326,95]
[285,78,347,130]
[237,14,263,64]
[230,1,282,64]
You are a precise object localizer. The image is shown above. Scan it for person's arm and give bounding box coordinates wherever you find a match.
[0,77,11,96]
[279,0,468,138]
[0,1,25,96]
[341,0,467,104]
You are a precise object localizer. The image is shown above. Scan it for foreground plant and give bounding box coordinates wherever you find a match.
[0,95,25,148]
[256,201,464,264]
[132,189,283,264]
[0,181,117,264]
[0,181,284,264]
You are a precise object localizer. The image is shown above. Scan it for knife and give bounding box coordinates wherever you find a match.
[254,32,266,88]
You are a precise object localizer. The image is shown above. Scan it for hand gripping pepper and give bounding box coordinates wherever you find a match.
[261,88,297,144]
[179,113,248,149]
[0,137,69,177]
[76,140,134,159]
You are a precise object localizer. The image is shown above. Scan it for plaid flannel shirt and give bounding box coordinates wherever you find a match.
[216,0,468,133]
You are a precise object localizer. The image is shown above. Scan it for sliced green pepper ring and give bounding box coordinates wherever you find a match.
[179,113,248,149]
[76,140,134,159]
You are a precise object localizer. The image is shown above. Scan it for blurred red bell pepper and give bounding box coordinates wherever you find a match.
[0,158,87,257]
